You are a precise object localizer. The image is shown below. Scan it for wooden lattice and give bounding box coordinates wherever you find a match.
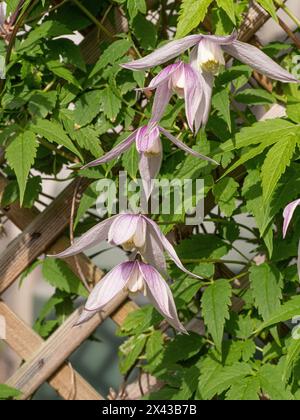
[0,1,293,400]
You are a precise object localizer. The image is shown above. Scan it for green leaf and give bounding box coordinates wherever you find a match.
[284,338,300,382]
[176,0,214,38]
[216,0,236,24]
[0,384,21,400]
[212,85,231,131]
[235,88,276,106]
[30,119,82,160]
[225,376,260,400]
[261,136,296,203]
[197,359,253,400]
[213,177,239,217]
[6,0,19,15]
[117,305,162,336]
[101,86,122,122]
[259,365,294,400]
[249,264,283,322]
[28,91,57,118]
[17,21,72,52]
[5,131,38,206]
[46,60,82,89]
[255,296,300,333]
[119,334,147,374]
[127,0,146,20]
[145,330,164,373]
[132,15,157,50]
[220,119,299,154]
[71,127,103,158]
[122,143,139,179]
[72,90,103,127]
[176,234,230,261]
[256,0,278,22]
[163,332,204,365]
[287,102,300,124]
[88,39,132,81]
[202,280,232,352]
[42,258,89,297]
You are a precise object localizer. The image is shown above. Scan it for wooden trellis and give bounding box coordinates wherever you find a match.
[0,2,292,400]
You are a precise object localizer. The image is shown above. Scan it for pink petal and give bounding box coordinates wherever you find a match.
[146,217,202,279]
[195,72,214,131]
[150,82,173,123]
[139,262,187,333]
[203,32,238,45]
[49,216,117,258]
[81,130,137,169]
[139,152,163,201]
[136,125,161,153]
[222,40,299,83]
[182,63,203,132]
[147,62,183,90]
[121,35,202,70]
[283,199,300,238]
[108,213,141,246]
[141,216,168,275]
[159,126,218,164]
[84,262,134,312]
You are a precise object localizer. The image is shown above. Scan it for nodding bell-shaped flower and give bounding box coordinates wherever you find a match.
[142,61,212,133]
[122,32,298,84]
[75,260,187,333]
[283,199,300,279]
[82,123,217,199]
[123,33,298,130]
[50,213,201,279]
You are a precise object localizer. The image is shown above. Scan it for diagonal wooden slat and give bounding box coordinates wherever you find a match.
[5,291,129,400]
[0,178,90,294]
[0,175,139,324]
[0,302,104,400]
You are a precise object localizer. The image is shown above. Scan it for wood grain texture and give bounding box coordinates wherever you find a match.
[0,174,139,325]
[0,178,90,294]
[5,291,129,400]
[0,301,104,400]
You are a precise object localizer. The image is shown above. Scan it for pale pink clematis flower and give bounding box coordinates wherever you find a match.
[51,213,201,279]
[123,33,298,130]
[283,199,300,279]
[123,32,298,82]
[82,123,217,198]
[76,260,187,333]
[142,61,212,133]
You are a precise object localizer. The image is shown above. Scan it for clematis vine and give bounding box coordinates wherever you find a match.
[76,260,187,333]
[123,33,298,131]
[142,61,212,133]
[82,122,217,198]
[283,199,300,278]
[52,213,201,279]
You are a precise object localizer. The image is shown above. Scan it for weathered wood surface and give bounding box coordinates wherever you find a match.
[5,291,129,400]
[0,301,104,400]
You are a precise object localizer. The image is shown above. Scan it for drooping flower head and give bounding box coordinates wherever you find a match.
[123,32,298,83]
[82,123,217,198]
[51,213,201,279]
[76,260,187,333]
[142,61,211,133]
[123,33,298,132]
